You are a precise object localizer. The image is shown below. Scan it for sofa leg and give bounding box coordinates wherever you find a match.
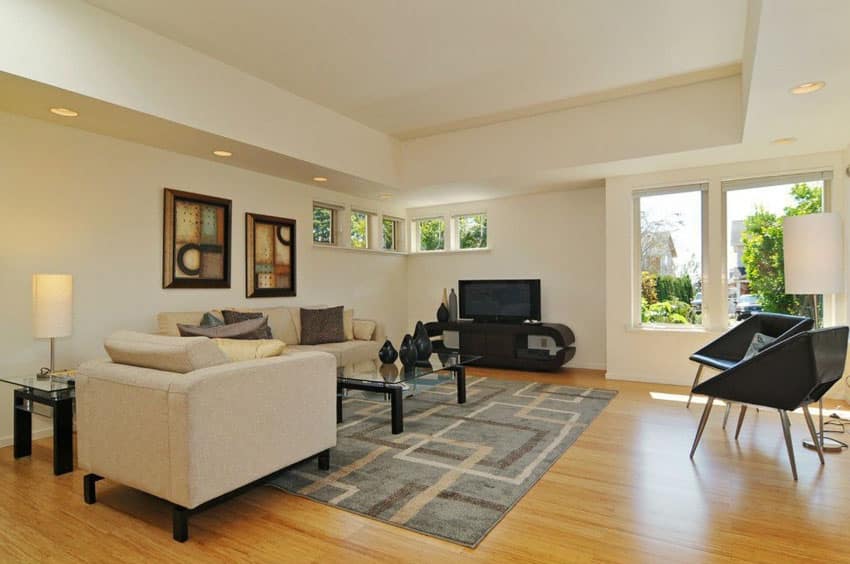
[318,449,330,471]
[83,474,103,504]
[173,505,189,542]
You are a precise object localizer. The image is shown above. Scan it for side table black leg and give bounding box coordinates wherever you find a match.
[455,366,467,404]
[53,396,74,475]
[13,391,32,459]
[391,388,404,434]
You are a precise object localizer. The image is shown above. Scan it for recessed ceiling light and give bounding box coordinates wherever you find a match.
[377,193,393,200]
[790,81,825,95]
[772,137,797,145]
[313,176,328,183]
[212,150,233,157]
[49,107,78,117]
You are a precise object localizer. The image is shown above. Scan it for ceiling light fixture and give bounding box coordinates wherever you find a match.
[377,193,393,200]
[49,107,78,117]
[212,150,233,157]
[790,81,825,95]
[313,176,328,183]
[772,137,797,145]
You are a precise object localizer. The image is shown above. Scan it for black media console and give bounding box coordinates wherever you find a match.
[425,321,575,371]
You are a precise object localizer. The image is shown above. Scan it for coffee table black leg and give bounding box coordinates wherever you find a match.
[336,383,343,424]
[13,391,32,459]
[53,396,74,475]
[391,388,403,434]
[455,366,467,404]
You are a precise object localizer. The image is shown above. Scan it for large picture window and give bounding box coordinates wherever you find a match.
[635,186,705,326]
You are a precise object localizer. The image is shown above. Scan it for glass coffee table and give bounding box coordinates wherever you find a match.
[337,352,481,434]
[0,374,75,475]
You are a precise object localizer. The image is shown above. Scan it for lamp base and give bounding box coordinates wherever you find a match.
[802,435,846,453]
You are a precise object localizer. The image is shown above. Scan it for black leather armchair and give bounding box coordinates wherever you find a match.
[689,326,849,480]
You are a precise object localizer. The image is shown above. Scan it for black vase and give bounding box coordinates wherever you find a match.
[378,339,398,364]
[436,303,449,322]
[413,321,433,361]
[399,334,417,368]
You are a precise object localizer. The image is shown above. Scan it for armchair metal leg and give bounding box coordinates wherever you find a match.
[779,410,798,481]
[722,403,732,430]
[690,397,714,459]
[686,365,704,408]
[734,405,747,440]
[802,405,825,465]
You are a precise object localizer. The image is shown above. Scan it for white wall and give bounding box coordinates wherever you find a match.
[605,151,849,392]
[405,188,606,370]
[0,111,408,445]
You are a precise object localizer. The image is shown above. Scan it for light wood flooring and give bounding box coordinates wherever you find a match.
[2,368,849,563]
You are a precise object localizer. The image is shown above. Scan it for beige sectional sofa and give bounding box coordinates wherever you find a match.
[77,330,338,542]
[157,306,384,366]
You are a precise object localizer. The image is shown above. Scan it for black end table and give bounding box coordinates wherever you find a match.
[1,375,75,475]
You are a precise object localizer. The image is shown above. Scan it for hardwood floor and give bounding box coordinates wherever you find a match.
[2,368,849,563]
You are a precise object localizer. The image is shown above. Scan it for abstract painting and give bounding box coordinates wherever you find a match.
[246,212,296,297]
[162,188,231,288]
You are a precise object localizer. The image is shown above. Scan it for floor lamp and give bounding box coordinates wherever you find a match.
[783,212,846,452]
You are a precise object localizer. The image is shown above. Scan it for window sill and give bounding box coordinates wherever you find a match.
[627,324,717,335]
[410,248,491,256]
[311,243,407,256]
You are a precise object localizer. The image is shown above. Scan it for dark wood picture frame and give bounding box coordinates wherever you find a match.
[162,188,232,289]
[245,212,297,298]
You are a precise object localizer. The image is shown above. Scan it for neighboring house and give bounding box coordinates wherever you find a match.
[641,231,677,276]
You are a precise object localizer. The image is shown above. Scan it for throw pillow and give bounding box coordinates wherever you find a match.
[212,338,286,362]
[201,311,225,327]
[178,316,271,339]
[743,332,775,360]
[353,319,376,341]
[300,306,345,345]
[221,309,273,338]
[344,308,354,341]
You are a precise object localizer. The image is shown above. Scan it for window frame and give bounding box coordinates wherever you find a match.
[350,209,370,249]
[312,203,338,246]
[632,183,708,329]
[382,215,403,251]
[453,212,488,250]
[414,216,447,252]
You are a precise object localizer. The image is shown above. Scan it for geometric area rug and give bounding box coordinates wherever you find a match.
[267,376,617,547]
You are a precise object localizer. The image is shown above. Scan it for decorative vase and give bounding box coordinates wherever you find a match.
[378,339,398,364]
[442,288,449,306]
[413,321,433,361]
[436,302,449,322]
[448,288,459,322]
[399,334,417,368]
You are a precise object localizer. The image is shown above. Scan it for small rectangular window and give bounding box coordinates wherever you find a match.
[351,210,369,249]
[416,217,445,251]
[313,204,336,244]
[456,213,488,249]
[383,217,400,251]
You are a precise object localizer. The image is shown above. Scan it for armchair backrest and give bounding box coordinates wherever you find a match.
[808,326,850,402]
[692,312,813,363]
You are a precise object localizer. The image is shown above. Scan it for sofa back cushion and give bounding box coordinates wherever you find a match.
[300,306,346,345]
[104,330,228,374]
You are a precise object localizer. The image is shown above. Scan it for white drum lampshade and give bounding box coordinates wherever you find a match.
[783,213,843,296]
[32,274,73,373]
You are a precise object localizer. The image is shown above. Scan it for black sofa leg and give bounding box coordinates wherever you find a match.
[318,449,330,471]
[173,505,189,542]
[84,474,103,504]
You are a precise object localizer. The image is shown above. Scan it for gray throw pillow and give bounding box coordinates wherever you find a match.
[743,332,775,360]
[178,316,271,339]
[221,310,272,338]
[201,311,224,327]
[300,306,345,345]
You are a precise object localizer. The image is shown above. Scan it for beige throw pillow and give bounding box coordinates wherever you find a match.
[353,319,376,341]
[213,339,286,362]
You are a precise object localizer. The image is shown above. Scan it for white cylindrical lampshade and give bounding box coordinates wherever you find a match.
[32,274,73,338]
[783,213,844,295]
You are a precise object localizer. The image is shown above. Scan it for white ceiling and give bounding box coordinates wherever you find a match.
[84,0,747,137]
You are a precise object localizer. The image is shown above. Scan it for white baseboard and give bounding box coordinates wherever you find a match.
[568,361,607,371]
[604,371,691,387]
[0,427,53,449]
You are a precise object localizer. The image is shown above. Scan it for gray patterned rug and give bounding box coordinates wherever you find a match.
[267,376,617,547]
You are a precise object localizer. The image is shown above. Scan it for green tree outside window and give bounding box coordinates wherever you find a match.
[418,218,445,251]
[313,206,333,243]
[383,218,396,250]
[351,211,368,249]
[457,214,488,249]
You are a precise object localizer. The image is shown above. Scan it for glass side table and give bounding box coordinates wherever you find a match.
[0,374,75,475]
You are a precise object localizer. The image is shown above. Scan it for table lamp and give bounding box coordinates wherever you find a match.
[32,274,73,375]
[783,212,845,452]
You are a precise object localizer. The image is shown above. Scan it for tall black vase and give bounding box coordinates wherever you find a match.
[413,321,433,361]
[399,334,417,368]
[436,303,449,323]
[378,339,398,364]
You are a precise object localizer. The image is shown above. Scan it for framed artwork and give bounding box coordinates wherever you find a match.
[246,212,296,298]
[162,188,231,288]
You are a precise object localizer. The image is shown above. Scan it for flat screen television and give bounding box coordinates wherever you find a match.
[458,279,541,322]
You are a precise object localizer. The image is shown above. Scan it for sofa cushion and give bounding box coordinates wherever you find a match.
[300,306,345,345]
[104,330,228,373]
[178,316,271,339]
[307,340,380,366]
[227,307,299,345]
[213,338,286,362]
[221,310,273,338]
[353,319,376,341]
[293,306,353,342]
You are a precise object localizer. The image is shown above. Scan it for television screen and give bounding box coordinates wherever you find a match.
[459,279,541,321]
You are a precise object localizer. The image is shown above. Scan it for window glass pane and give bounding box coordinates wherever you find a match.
[418,218,445,251]
[313,206,333,244]
[639,190,702,325]
[457,214,488,249]
[383,218,396,250]
[351,211,368,249]
[726,181,824,323]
